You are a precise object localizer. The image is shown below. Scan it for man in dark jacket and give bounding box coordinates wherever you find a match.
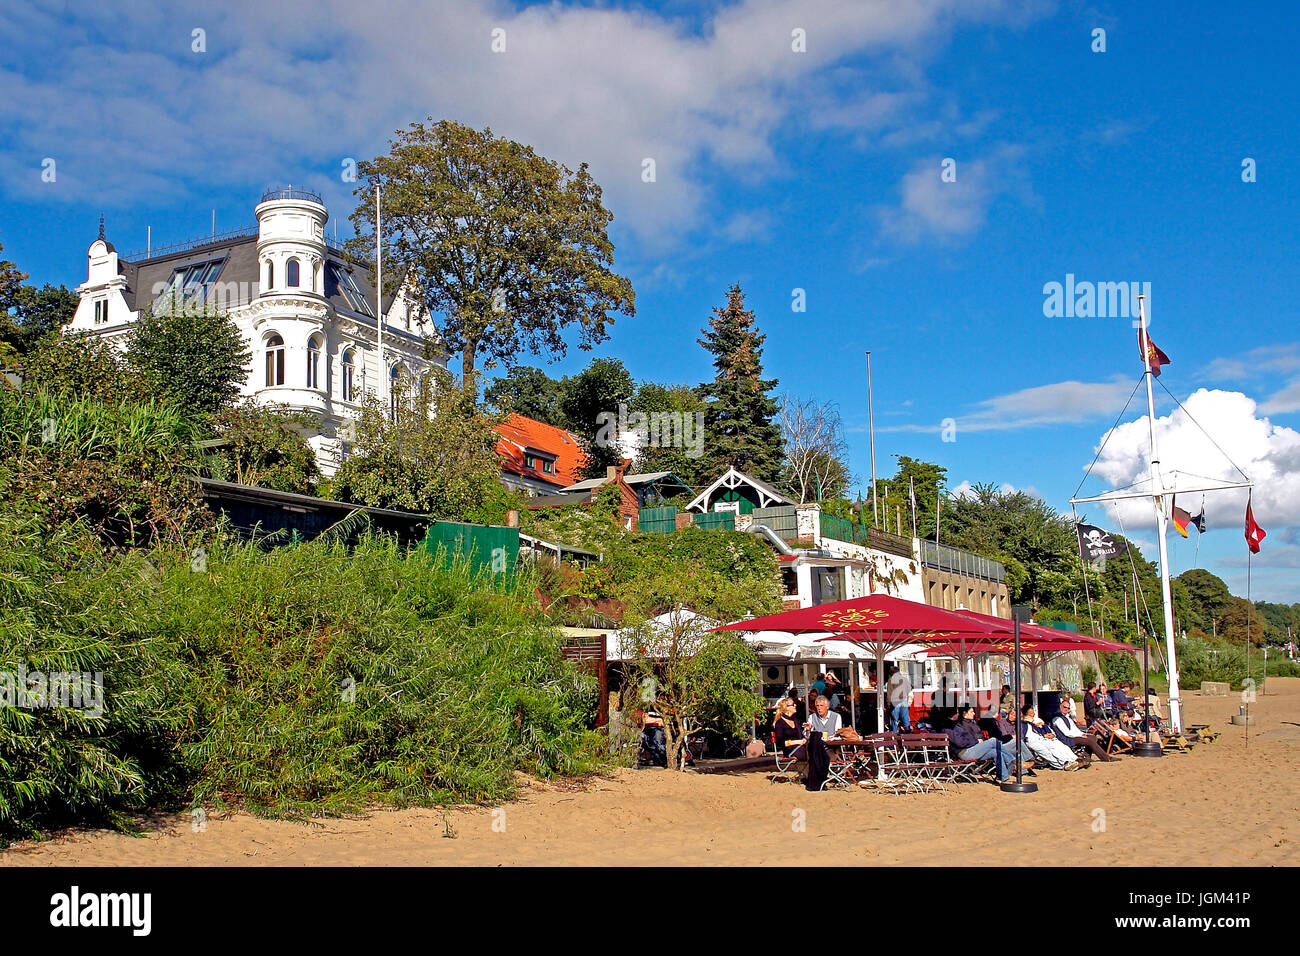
[946,704,1014,780]
[1051,699,1117,762]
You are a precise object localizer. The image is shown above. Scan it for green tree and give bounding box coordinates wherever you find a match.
[885,455,948,537]
[125,299,250,415]
[4,284,78,359]
[696,285,781,483]
[351,119,636,393]
[18,331,148,405]
[560,356,635,478]
[484,364,565,425]
[202,403,321,494]
[618,571,766,770]
[628,381,710,488]
[331,379,519,522]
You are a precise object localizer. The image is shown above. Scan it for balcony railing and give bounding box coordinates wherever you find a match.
[260,186,324,205]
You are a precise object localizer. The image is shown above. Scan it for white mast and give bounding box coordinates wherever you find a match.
[375,184,386,420]
[1136,294,1184,731]
[867,351,879,528]
[1073,294,1253,730]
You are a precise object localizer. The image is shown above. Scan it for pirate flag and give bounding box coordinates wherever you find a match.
[1138,328,1171,377]
[1077,523,1129,561]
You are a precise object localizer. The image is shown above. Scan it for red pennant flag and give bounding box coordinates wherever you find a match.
[1138,328,1171,377]
[1245,500,1266,554]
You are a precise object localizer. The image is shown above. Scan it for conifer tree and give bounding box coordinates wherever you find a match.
[696,285,782,483]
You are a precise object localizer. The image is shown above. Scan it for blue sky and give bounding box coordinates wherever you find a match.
[2,0,1297,602]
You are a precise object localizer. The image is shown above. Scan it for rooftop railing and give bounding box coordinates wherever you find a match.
[260,186,324,204]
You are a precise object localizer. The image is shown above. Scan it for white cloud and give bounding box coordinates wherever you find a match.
[0,0,1048,249]
[877,144,1030,243]
[1086,388,1300,535]
[879,376,1138,434]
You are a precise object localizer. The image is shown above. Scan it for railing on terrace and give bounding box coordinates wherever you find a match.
[919,540,1005,582]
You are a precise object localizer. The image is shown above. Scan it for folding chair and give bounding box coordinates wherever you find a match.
[1089,719,1133,755]
[770,731,803,783]
[860,733,916,793]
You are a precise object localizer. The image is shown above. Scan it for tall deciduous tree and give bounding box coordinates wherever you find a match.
[484,364,566,425]
[696,285,781,483]
[350,119,636,394]
[780,394,851,503]
[560,357,635,478]
[125,299,250,415]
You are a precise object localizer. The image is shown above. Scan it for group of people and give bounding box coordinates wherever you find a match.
[772,675,1145,786]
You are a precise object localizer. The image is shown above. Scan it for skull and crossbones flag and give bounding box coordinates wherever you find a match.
[1076,523,1129,561]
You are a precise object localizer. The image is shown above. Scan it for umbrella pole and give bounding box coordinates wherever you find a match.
[849,653,858,731]
[876,641,886,735]
[1002,616,1037,793]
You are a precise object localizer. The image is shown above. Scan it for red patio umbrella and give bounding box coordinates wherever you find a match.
[921,629,1137,713]
[715,595,1017,735]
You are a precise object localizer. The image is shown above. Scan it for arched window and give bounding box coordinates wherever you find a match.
[389,364,402,421]
[341,348,356,402]
[265,260,274,291]
[265,334,285,386]
[286,257,300,288]
[306,334,323,389]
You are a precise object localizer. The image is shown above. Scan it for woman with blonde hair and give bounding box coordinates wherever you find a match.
[772,697,807,759]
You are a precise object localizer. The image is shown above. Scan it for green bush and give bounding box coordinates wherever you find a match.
[1,520,608,841]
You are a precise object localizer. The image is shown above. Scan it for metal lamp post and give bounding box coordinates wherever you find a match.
[1001,615,1037,793]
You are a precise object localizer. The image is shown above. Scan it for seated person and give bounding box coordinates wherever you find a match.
[772,697,808,760]
[945,704,1015,781]
[1095,681,1118,719]
[1051,699,1117,762]
[812,673,828,695]
[1083,682,1104,721]
[806,695,842,738]
[638,708,667,767]
[1018,704,1080,769]
[1109,682,1138,725]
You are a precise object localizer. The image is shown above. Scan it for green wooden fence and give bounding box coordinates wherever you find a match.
[693,511,736,532]
[751,505,799,539]
[638,505,677,533]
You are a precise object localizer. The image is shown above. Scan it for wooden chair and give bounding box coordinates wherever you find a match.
[1089,718,1133,755]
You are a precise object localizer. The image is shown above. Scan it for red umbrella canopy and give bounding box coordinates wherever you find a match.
[712,594,1016,637]
[921,632,1138,657]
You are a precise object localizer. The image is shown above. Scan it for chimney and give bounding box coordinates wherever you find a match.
[606,464,624,482]
[505,509,519,528]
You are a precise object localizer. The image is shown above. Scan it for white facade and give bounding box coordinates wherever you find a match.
[69,189,446,476]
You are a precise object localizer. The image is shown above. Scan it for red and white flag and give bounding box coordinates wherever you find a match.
[1245,498,1267,554]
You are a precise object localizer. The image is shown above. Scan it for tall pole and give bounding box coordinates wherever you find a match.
[866,351,879,529]
[1138,294,1182,732]
[375,184,386,420]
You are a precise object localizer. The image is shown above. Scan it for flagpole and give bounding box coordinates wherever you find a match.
[909,476,917,539]
[1139,293,1183,732]
[375,184,386,421]
[866,351,879,529]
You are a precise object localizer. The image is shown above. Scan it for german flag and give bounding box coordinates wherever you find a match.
[1171,504,1192,538]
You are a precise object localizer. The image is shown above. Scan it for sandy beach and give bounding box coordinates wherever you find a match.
[5,678,1297,867]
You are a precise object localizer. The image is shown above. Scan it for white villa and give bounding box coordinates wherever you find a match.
[67,187,445,475]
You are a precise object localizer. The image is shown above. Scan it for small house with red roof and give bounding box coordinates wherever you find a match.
[493,413,586,495]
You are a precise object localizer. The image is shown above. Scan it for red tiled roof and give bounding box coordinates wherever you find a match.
[493,413,586,488]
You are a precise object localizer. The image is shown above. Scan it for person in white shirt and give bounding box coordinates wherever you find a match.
[886,665,913,733]
[1018,704,1081,769]
[805,695,842,738]
[1051,699,1117,762]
